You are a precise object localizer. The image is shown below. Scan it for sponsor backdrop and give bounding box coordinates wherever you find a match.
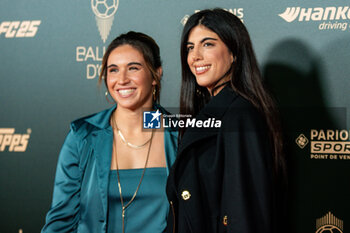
[1,0,349,232]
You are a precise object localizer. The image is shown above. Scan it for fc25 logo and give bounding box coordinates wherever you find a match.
[0,20,41,38]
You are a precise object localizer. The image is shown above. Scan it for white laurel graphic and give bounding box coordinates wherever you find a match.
[279,7,300,23]
[181,15,190,26]
[91,0,119,43]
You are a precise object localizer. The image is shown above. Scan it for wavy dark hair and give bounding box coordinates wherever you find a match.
[180,8,285,175]
[99,31,162,103]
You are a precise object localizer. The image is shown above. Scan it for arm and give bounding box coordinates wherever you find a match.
[221,110,275,233]
[41,130,82,233]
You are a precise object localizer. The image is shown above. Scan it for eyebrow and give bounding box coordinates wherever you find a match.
[128,62,142,66]
[187,37,218,45]
[107,62,142,68]
[107,64,117,68]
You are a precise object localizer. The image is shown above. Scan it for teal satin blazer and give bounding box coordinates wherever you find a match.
[42,105,178,233]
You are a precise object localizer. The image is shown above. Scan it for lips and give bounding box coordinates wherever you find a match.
[194,65,211,75]
[117,88,136,97]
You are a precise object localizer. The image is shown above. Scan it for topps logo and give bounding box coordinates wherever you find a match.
[0,128,30,152]
[279,6,350,22]
[0,20,41,38]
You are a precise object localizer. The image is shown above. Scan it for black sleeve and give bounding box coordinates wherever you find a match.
[220,107,275,233]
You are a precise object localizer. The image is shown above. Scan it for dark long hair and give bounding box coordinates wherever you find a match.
[180,8,285,175]
[99,31,162,103]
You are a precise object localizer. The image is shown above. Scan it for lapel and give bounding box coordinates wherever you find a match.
[167,86,238,199]
[167,87,239,231]
[177,86,238,157]
[93,128,113,218]
[83,106,115,218]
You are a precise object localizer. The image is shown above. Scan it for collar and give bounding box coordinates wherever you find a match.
[196,85,238,120]
[74,104,170,130]
[83,105,116,129]
[176,86,238,155]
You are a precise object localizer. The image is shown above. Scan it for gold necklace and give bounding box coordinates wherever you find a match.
[113,116,152,149]
[116,124,151,149]
[112,115,154,233]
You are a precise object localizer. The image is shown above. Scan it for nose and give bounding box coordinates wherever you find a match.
[189,46,203,63]
[117,69,130,85]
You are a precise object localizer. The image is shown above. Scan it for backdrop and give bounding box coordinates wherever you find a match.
[1,0,349,232]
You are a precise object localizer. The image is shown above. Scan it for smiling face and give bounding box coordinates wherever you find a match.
[186,25,234,95]
[106,44,156,111]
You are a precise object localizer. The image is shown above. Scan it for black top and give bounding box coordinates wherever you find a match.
[166,86,278,233]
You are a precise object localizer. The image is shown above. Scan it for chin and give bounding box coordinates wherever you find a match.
[117,102,134,110]
[195,79,211,89]
[118,99,153,111]
[115,98,137,108]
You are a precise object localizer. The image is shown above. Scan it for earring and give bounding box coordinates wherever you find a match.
[105,91,115,104]
[153,89,157,102]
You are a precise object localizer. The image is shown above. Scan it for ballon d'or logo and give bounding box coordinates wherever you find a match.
[316,212,343,233]
[91,0,119,43]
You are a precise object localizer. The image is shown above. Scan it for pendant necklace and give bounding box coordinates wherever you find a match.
[112,115,154,233]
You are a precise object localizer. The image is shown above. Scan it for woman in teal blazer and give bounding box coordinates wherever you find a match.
[42,32,177,233]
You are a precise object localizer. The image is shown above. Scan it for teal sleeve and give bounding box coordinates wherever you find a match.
[41,130,81,233]
[164,129,178,176]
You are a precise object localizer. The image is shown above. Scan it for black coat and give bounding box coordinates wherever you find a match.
[166,86,278,233]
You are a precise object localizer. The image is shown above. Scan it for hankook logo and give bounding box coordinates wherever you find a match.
[279,6,350,22]
[279,6,350,31]
[91,0,119,43]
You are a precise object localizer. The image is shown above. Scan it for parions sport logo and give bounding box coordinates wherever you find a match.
[0,20,41,38]
[296,129,350,160]
[279,6,350,31]
[75,0,119,80]
[0,128,31,152]
[181,8,244,26]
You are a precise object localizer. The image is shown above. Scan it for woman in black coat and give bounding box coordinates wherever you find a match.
[166,8,286,233]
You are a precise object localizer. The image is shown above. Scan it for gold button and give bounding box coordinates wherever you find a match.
[181,190,191,200]
[223,215,228,226]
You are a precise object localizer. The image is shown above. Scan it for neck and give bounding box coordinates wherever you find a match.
[208,79,230,96]
[113,105,153,134]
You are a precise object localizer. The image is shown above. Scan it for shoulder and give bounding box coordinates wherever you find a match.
[229,93,259,116]
[223,93,267,131]
[69,106,115,139]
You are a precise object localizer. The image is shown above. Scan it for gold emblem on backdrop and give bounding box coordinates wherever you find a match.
[296,133,309,149]
[315,212,343,233]
[91,0,119,43]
